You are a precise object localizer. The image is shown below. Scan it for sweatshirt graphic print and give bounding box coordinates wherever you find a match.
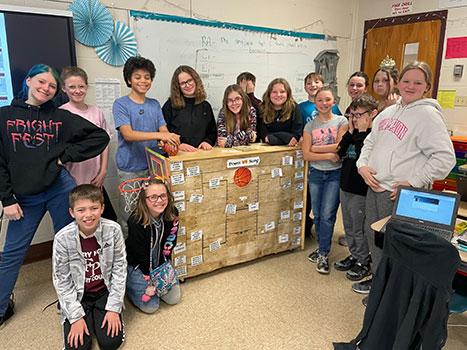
[7,118,62,151]
[312,126,338,145]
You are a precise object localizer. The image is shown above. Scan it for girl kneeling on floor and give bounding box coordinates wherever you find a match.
[125,178,180,313]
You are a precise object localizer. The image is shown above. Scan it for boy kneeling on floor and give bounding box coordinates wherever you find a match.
[52,184,127,350]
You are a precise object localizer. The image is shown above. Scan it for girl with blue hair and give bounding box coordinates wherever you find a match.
[0,64,110,328]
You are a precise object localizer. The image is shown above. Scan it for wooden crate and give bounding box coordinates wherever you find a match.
[166,144,307,279]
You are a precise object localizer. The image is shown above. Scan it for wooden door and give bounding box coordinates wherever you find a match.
[361,11,447,98]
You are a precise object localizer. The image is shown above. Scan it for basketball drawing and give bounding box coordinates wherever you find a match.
[234,167,252,187]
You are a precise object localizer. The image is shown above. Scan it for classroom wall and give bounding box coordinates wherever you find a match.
[352,0,467,137]
[2,0,465,249]
[0,0,358,248]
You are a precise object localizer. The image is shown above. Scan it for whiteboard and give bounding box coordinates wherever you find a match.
[130,12,337,115]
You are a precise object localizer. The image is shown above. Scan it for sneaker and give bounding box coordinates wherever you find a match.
[308,248,320,263]
[316,253,329,274]
[352,278,372,294]
[0,294,15,330]
[334,255,357,271]
[362,295,369,307]
[338,235,348,246]
[346,262,371,281]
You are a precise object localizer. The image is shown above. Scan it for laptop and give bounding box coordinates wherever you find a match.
[383,186,461,241]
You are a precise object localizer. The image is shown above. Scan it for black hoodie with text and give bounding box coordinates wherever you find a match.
[0,98,109,207]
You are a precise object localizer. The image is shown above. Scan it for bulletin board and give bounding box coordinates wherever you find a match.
[129,11,337,114]
[159,145,307,279]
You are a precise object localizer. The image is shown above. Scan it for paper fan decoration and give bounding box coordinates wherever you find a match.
[95,21,138,66]
[68,0,114,47]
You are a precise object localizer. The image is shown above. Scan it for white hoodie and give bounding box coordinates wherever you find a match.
[357,98,456,191]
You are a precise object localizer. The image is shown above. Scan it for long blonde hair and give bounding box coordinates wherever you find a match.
[169,65,206,109]
[130,178,177,226]
[222,84,252,134]
[259,78,295,124]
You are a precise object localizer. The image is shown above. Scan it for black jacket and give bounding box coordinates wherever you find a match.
[334,221,460,350]
[126,211,179,275]
[162,97,217,147]
[0,99,109,206]
[337,129,371,196]
[257,103,303,145]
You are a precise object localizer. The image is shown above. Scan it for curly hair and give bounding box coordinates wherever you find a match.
[222,84,252,134]
[259,78,295,124]
[169,65,206,109]
[129,177,177,226]
[123,56,156,88]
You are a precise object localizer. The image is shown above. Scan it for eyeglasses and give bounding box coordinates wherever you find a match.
[179,78,194,88]
[345,111,369,119]
[66,85,88,91]
[227,96,242,105]
[146,193,168,202]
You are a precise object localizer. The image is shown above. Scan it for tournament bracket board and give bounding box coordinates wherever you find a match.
[145,145,307,279]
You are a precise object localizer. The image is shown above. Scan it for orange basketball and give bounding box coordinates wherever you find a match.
[234,167,252,187]
[162,142,179,156]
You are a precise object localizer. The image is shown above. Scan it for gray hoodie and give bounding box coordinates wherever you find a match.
[52,218,127,324]
[357,98,455,191]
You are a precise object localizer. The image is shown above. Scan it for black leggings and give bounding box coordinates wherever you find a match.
[63,288,124,350]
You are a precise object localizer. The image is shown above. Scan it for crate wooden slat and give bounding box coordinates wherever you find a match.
[167,144,307,279]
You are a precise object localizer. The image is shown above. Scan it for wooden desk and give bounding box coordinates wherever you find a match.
[164,144,307,279]
[371,216,467,270]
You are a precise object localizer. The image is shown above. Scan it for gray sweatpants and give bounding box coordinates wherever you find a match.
[364,188,394,270]
[340,189,369,264]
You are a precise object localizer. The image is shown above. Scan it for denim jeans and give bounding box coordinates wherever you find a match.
[0,169,75,317]
[308,167,341,254]
[126,264,181,314]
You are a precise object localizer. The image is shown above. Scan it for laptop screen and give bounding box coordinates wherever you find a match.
[395,187,458,226]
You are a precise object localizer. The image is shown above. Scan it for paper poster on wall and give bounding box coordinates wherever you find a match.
[391,2,413,15]
[445,37,467,59]
[95,78,120,137]
[437,90,456,109]
[439,0,467,9]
